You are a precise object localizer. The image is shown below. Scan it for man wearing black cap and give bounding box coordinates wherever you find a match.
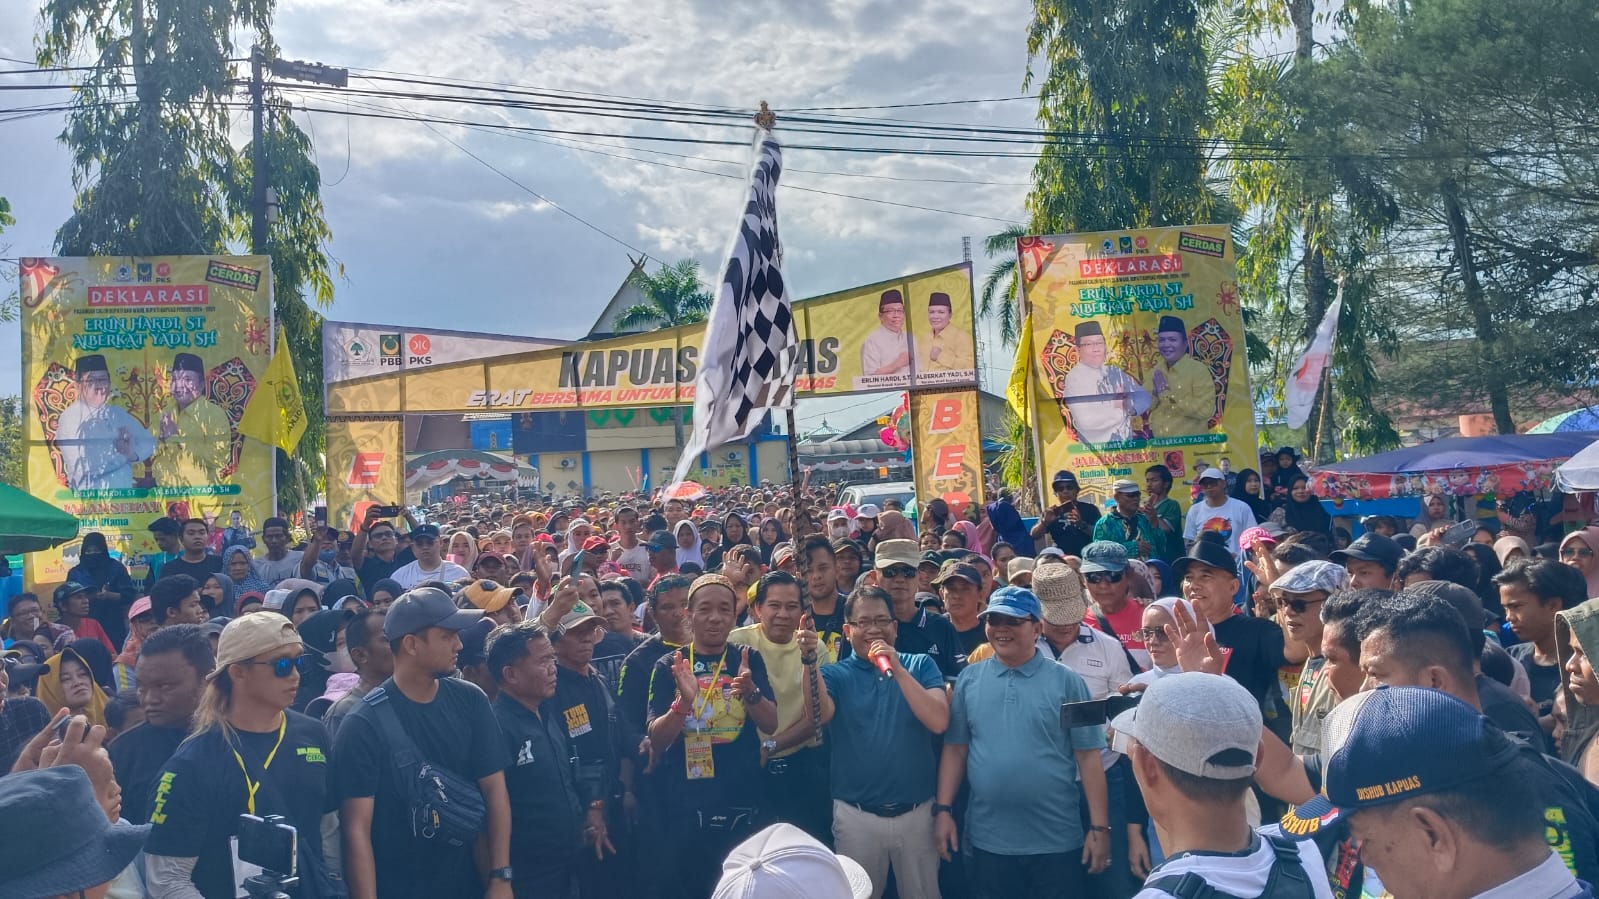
[335,587,513,899]
[1031,470,1101,557]
[1147,315,1216,438]
[152,351,232,487]
[1177,539,1285,707]
[1061,320,1150,445]
[388,523,470,589]
[1330,532,1403,590]
[920,291,974,373]
[56,353,157,491]
[861,289,912,378]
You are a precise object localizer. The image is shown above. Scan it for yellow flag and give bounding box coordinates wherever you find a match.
[1006,313,1032,419]
[239,326,306,454]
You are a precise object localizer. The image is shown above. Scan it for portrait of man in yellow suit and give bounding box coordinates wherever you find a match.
[919,291,975,373]
[1147,315,1217,438]
[152,352,232,487]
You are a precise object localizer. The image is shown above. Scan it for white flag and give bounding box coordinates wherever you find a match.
[670,128,799,488]
[1284,281,1344,429]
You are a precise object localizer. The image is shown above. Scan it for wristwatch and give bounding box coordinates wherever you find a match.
[761,738,778,754]
[489,867,514,882]
[932,803,955,817]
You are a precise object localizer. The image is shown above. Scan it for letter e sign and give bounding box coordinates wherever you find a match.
[933,446,966,479]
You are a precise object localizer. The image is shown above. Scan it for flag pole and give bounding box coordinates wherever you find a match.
[753,100,804,503]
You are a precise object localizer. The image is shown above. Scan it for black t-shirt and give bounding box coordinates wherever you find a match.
[492,693,584,862]
[616,635,679,738]
[952,621,988,668]
[356,548,414,596]
[157,554,223,583]
[1213,612,1286,704]
[646,645,773,815]
[895,608,964,679]
[332,676,509,899]
[1510,642,1561,718]
[108,722,187,825]
[143,712,333,899]
[809,593,852,660]
[555,665,628,802]
[592,630,645,693]
[1044,502,1101,556]
[1479,672,1550,753]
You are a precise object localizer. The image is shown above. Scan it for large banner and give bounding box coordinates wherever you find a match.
[325,264,977,415]
[909,390,986,517]
[1017,226,1255,505]
[19,256,275,586]
[325,417,405,527]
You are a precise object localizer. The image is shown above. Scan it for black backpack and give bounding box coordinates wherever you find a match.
[1144,832,1317,899]
[362,683,487,848]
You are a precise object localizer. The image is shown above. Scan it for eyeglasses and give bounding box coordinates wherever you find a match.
[985,613,1029,627]
[1084,571,1124,584]
[1283,596,1326,614]
[847,617,895,630]
[239,656,300,678]
[1131,627,1170,644]
[1117,491,1142,499]
[880,565,917,579]
[1563,547,1594,559]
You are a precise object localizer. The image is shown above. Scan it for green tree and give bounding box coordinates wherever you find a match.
[978,225,1025,348]
[613,259,714,330]
[0,396,23,488]
[38,6,337,513]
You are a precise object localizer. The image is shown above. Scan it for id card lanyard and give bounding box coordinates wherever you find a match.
[685,645,727,722]
[230,713,288,815]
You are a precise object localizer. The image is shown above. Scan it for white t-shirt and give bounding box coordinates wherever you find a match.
[615,543,650,584]
[1135,827,1334,899]
[1041,627,1133,772]
[1183,497,1258,556]
[390,559,470,589]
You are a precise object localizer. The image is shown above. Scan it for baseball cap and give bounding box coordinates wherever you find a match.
[856,504,881,520]
[1037,546,1067,561]
[147,517,181,535]
[827,508,850,522]
[383,586,485,641]
[1279,687,1522,840]
[772,544,796,568]
[1238,526,1278,553]
[456,618,495,668]
[410,523,442,540]
[127,596,153,621]
[1197,467,1225,483]
[647,532,676,553]
[298,608,355,655]
[871,538,918,569]
[980,586,1042,622]
[830,537,863,559]
[212,612,302,678]
[3,657,49,690]
[712,823,871,899]
[1033,563,1088,626]
[1173,540,1236,578]
[1007,557,1035,583]
[52,582,89,605]
[932,561,983,588]
[1080,541,1129,574]
[1272,560,1349,596]
[1110,672,1261,779]
[1051,470,1079,488]
[581,535,609,553]
[1330,533,1403,569]
[1112,479,1140,494]
[559,600,606,634]
[462,579,519,614]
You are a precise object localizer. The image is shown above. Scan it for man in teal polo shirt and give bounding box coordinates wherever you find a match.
[815,585,950,899]
[934,586,1111,898]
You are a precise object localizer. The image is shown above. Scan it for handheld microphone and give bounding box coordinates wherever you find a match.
[871,649,893,677]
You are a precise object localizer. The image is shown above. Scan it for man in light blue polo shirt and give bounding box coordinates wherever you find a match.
[816,585,951,899]
[934,586,1111,898]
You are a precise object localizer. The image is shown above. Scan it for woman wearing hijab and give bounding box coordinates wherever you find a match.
[673,519,705,569]
[1282,475,1333,536]
[985,495,1034,557]
[112,597,158,692]
[756,518,787,566]
[224,544,271,595]
[952,520,983,557]
[722,512,753,549]
[1229,468,1273,523]
[199,572,236,617]
[1557,597,1599,781]
[874,510,917,543]
[1495,535,1533,567]
[66,531,138,650]
[1561,528,1599,600]
[38,640,112,727]
[923,497,952,536]
[1269,446,1307,504]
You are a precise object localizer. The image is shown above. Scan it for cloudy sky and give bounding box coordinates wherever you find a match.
[2,0,1041,434]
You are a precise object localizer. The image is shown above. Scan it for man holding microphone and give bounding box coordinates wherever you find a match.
[810,585,950,898]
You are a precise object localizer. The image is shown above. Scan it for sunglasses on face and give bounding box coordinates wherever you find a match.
[1282,596,1325,614]
[985,613,1030,628]
[881,565,917,579]
[1131,627,1170,644]
[241,656,301,678]
[1084,571,1124,584]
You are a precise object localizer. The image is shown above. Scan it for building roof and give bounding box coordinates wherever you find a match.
[585,256,652,339]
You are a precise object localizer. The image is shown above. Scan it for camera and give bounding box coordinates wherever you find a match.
[237,814,298,899]
[1059,694,1140,731]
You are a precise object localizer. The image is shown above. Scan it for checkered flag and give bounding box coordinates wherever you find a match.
[671,128,799,488]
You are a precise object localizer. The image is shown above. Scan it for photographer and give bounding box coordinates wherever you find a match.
[143,613,339,899]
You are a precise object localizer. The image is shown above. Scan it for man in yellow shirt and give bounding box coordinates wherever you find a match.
[919,291,974,373]
[152,352,233,487]
[1147,315,1217,439]
[729,569,836,843]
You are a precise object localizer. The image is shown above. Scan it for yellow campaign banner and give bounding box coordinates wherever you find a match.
[325,417,404,528]
[1017,226,1256,506]
[909,390,986,517]
[19,255,275,588]
[324,263,976,414]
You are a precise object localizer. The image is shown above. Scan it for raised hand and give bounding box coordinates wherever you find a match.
[731,647,758,701]
[670,651,699,703]
[1166,602,1227,675]
[795,613,819,659]
[869,639,901,674]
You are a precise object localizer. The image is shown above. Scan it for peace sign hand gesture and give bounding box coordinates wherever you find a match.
[731,647,759,702]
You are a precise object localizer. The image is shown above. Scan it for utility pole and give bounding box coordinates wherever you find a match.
[248,46,348,254]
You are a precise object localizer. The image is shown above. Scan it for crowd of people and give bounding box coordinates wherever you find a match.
[4,465,1599,899]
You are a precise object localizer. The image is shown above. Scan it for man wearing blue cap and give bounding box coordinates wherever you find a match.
[1147,315,1217,438]
[935,586,1111,896]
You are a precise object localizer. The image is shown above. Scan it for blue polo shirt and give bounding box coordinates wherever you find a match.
[947,650,1104,855]
[822,652,945,807]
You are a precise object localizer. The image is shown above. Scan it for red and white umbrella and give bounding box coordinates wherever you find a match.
[660,480,708,502]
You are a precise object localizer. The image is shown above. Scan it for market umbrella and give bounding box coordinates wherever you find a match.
[1555,438,1599,492]
[1529,406,1599,434]
[1309,432,1599,500]
[0,482,80,554]
[660,480,707,502]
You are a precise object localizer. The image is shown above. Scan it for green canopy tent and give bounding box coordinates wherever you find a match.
[0,482,79,555]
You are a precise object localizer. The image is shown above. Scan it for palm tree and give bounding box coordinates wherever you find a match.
[979,225,1026,347]
[614,258,714,331]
